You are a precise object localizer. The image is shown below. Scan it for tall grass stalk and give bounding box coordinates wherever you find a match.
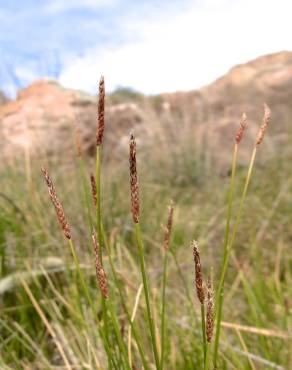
[67,239,92,306]
[129,133,161,369]
[135,223,161,369]
[214,104,270,367]
[103,236,150,370]
[204,343,211,370]
[75,126,94,231]
[213,142,239,365]
[106,299,132,370]
[95,75,105,262]
[204,275,214,370]
[201,303,207,360]
[95,146,103,261]
[160,203,173,369]
[192,241,206,362]
[160,250,168,369]
[77,156,94,231]
[214,146,257,368]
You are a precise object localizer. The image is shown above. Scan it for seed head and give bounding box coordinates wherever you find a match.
[96,75,105,146]
[92,233,109,299]
[129,133,140,224]
[41,167,71,239]
[206,275,214,343]
[90,173,97,207]
[192,240,205,304]
[255,103,271,146]
[235,113,247,144]
[163,202,174,251]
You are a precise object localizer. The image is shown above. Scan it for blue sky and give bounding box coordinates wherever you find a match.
[0,0,291,97]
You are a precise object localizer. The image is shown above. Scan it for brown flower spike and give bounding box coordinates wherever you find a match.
[90,173,97,206]
[42,167,71,239]
[255,103,271,146]
[192,241,205,304]
[92,233,109,299]
[96,75,105,146]
[129,133,140,223]
[235,113,248,144]
[163,203,174,251]
[206,275,214,343]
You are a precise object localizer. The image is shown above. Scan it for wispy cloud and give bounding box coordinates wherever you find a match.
[41,0,119,15]
[0,0,291,96]
[60,0,292,94]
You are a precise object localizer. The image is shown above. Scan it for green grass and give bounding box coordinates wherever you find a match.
[0,114,291,369]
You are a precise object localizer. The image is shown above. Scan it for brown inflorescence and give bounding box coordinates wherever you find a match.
[41,167,71,239]
[235,113,248,144]
[206,275,214,343]
[255,103,271,146]
[96,75,105,146]
[90,173,97,206]
[129,133,140,224]
[163,203,174,251]
[92,233,109,299]
[192,240,205,305]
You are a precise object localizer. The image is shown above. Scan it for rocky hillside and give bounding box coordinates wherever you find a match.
[0,91,8,106]
[0,51,291,162]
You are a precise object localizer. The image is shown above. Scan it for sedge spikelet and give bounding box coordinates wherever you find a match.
[96,76,105,146]
[92,233,109,299]
[206,276,214,343]
[41,167,71,239]
[255,103,271,146]
[235,113,248,144]
[192,240,205,304]
[90,173,97,206]
[129,133,140,224]
[163,202,174,251]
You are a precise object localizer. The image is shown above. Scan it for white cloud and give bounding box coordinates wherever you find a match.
[42,0,119,14]
[59,0,292,94]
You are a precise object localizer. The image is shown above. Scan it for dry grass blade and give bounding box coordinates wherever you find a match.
[221,321,291,340]
[21,280,72,370]
[128,284,143,367]
[41,167,71,239]
[96,75,105,146]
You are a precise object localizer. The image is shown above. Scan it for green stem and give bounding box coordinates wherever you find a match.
[204,343,211,370]
[101,296,111,366]
[68,239,92,307]
[102,228,150,370]
[201,303,207,361]
[213,144,238,365]
[68,239,115,368]
[78,156,93,231]
[134,223,161,370]
[160,251,168,370]
[95,146,115,367]
[107,299,132,370]
[96,146,103,263]
[213,146,257,367]
[170,249,199,331]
